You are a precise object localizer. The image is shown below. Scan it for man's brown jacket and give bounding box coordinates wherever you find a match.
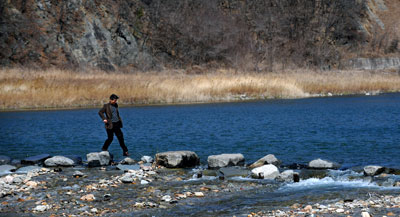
[98,103,123,129]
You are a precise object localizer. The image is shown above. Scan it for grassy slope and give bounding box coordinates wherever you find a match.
[1,68,400,110]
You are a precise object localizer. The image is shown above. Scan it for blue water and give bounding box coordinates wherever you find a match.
[1,93,400,168]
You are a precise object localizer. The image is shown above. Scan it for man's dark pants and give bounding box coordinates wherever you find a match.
[102,121,128,153]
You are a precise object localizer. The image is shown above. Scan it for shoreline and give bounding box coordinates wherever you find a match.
[1,91,398,113]
[1,152,400,216]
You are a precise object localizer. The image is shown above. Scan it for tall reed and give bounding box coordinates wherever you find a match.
[1,68,400,110]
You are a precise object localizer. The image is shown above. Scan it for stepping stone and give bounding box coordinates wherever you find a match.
[21,154,51,165]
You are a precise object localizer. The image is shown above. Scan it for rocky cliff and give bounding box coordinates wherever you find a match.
[1,0,399,71]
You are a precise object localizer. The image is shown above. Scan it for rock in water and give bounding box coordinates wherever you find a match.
[249,154,281,168]
[155,151,200,168]
[120,157,137,165]
[308,158,340,169]
[44,156,75,167]
[0,156,11,165]
[21,154,51,165]
[141,156,154,163]
[363,165,385,176]
[86,151,112,167]
[251,164,280,179]
[207,153,245,169]
[277,170,300,182]
[218,167,249,178]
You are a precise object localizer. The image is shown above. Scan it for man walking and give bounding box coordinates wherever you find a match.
[98,94,129,156]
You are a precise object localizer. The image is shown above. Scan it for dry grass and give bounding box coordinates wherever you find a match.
[1,68,400,110]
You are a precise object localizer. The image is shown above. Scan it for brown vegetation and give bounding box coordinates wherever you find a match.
[1,68,400,110]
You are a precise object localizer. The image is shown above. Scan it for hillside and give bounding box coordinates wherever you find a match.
[0,0,399,72]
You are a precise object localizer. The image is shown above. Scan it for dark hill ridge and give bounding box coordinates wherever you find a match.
[0,0,399,71]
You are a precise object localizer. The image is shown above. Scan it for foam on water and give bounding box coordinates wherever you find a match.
[278,176,397,192]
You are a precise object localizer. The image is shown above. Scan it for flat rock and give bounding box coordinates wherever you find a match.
[116,164,140,172]
[364,165,385,176]
[251,164,280,179]
[120,157,137,165]
[15,166,42,174]
[86,151,112,167]
[0,165,16,176]
[249,154,281,168]
[120,174,135,183]
[218,166,249,178]
[155,151,200,168]
[0,155,11,165]
[21,154,51,165]
[44,156,75,167]
[308,158,340,169]
[208,153,245,169]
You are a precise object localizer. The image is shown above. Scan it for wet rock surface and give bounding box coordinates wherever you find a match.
[207,153,245,169]
[155,151,200,168]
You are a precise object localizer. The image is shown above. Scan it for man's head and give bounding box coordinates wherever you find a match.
[109,94,119,104]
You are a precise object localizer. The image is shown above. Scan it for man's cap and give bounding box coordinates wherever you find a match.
[110,94,119,100]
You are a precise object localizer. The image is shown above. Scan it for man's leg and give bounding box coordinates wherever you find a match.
[114,126,128,154]
[102,129,114,151]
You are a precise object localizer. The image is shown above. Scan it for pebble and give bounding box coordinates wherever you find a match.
[336,208,345,213]
[141,180,149,185]
[25,181,38,188]
[34,205,48,212]
[304,205,312,212]
[73,171,84,177]
[194,192,204,197]
[362,212,371,217]
[161,195,172,202]
[80,194,95,201]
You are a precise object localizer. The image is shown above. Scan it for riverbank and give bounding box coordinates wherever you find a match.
[1,68,400,110]
[1,152,400,217]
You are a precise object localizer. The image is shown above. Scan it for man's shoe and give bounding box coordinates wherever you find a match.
[123,152,130,157]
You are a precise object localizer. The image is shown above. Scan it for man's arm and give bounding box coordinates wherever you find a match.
[98,104,107,121]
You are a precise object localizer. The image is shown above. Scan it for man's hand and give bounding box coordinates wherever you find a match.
[103,119,108,123]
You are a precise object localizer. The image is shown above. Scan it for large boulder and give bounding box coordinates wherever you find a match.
[364,165,385,176]
[208,154,245,169]
[21,154,51,165]
[308,158,340,169]
[86,151,112,167]
[251,164,280,179]
[249,154,281,168]
[155,151,200,168]
[0,156,12,165]
[44,156,75,167]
